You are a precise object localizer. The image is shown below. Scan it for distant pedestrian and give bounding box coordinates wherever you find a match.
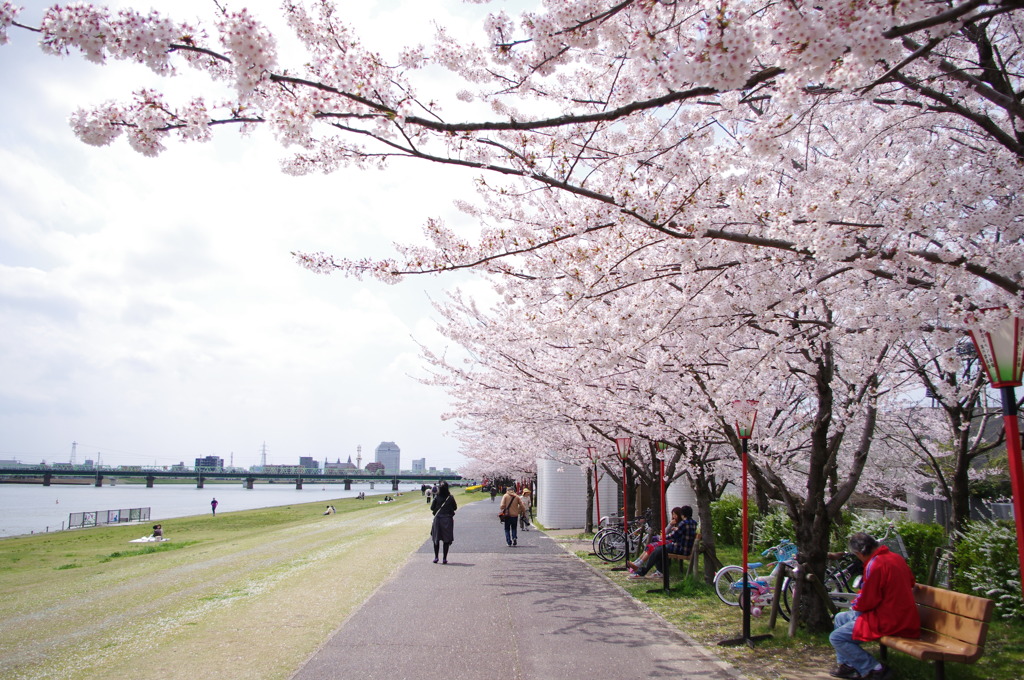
[490,487,497,503]
[519,488,533,531]
[499,487,525,546]
[430,481,457,564]
[210,498,218,516]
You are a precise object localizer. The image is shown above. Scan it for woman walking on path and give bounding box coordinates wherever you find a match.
[500,487,525,546]
[519,487,533,531]
[430,481,457,564]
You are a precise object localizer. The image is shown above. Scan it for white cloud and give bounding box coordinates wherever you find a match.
[0,0,530,470]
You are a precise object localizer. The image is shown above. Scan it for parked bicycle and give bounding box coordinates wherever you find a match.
[780,523,905,619]
[592,508,657,563]
[713,539,800,620]
[780,551,861,618]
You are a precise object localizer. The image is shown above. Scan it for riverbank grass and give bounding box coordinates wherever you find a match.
[568,542,1024,680]
[0,490,455,680]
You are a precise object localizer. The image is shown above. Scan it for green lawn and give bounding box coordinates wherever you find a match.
[566,540,1024,680]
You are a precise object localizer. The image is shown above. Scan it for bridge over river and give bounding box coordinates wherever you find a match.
[0,467,462,491]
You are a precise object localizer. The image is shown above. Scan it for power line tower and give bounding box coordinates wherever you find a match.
[260,442,269,468]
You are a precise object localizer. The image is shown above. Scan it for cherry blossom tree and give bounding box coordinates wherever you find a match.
[5,0,1022,629]
[2,0,1021,305]
[878,333,1011,534]
[420,236,938,628]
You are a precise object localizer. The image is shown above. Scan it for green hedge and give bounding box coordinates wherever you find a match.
[953,520,1023,621]
[710,495,757,546]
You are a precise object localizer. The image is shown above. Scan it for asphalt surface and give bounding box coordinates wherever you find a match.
[290,498,746,680]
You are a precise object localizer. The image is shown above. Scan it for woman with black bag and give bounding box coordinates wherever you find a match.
[430,481,457,564]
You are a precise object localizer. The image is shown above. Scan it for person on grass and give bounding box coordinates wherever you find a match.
[828,532,919,680]
[627,505,697,579]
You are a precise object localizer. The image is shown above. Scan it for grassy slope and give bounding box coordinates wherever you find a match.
[0,492,442,680]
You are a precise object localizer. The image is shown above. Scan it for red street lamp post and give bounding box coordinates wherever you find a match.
[615,437,632,571]
[586,446,601,528]
[721,400,771,648]
[655,440,669,590]
[966,309,1024,598]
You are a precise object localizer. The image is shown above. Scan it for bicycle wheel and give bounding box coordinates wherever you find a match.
[592,527,617,555]
[597,530,628,562]
[782,572,843,622]
[713,565,751,606]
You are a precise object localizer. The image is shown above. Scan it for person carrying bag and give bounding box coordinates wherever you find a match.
[499,487,524,546]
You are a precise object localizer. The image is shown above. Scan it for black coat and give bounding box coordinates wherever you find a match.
[430,494,457,544]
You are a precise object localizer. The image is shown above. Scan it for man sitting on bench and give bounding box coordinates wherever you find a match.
[627,505,697,579]
[829,532,920,680]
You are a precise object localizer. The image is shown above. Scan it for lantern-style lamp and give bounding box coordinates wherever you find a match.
[966,308,1024,597]
[721,400,769,648]
[654,441,670,589]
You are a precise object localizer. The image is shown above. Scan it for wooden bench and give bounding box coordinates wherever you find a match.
[878,583,994,680]
[665,538,723,579]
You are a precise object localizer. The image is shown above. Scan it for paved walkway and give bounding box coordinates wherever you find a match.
[291,499,745,680]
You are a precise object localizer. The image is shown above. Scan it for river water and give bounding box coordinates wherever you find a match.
[0,482,426,538]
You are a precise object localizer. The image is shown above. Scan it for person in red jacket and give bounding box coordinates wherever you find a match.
[828,532,920,679]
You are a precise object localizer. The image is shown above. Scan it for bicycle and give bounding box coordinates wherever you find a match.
[593,509,657,563]
[780,551,860,619]
[780,523,904,620]
[713,539,799,620]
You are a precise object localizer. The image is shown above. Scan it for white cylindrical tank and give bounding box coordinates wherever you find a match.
[536,458,585,529]
[537,458,620,529]
[590,463,620,526]
[666,477,698,512]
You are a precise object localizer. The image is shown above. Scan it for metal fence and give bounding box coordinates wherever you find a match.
[68,507,151,529]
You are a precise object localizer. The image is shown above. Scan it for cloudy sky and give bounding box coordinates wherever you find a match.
[0,0,513,471]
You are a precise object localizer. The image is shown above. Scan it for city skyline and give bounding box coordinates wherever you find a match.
[1,439,455,472]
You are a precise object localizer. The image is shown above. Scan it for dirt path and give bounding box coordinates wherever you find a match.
[0,499,431,680]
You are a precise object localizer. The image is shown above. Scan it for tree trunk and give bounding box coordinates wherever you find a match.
[585,465,594,534]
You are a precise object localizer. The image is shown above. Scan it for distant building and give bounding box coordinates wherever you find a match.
[365,461,385,475]
[325,456,358,474]
[412,458,426,472]
[264,464,304,475]
[299,456,320,473]
[374,442,400,475]
[195,456,224,472]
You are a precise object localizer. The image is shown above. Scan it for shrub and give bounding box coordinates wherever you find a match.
[753,509,794,552]
[710,495,760,546]
[953,520,1023,621]
[842,516,945,582]
[895,521,946,582]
